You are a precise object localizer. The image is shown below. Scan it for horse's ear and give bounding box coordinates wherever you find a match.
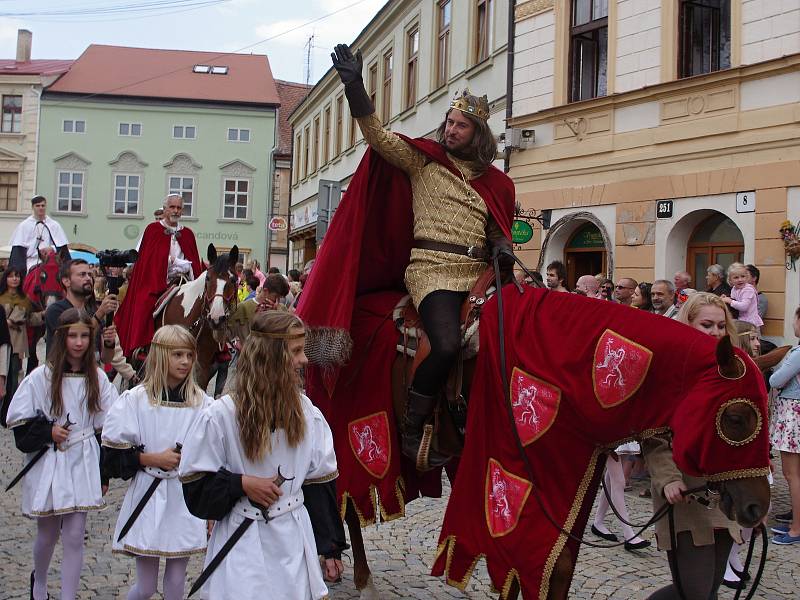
[207,244,217,265]
[58,246,71,264]
[716,335,744,379]
[228,245,239,269]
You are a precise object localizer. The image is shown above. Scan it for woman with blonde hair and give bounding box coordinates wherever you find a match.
[644,293,743,599]
[180,311,346,599]
[102,325,212,600]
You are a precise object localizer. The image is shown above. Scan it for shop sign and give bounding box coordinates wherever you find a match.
[290,203,318,229]
[268,216,288,231]
[511,220,534,244]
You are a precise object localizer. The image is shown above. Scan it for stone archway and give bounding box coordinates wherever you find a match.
[539,211,614,281]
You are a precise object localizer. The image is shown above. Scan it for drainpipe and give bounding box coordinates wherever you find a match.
[31,85,42,197]
[267,106,279,270]
[503,0,516,174]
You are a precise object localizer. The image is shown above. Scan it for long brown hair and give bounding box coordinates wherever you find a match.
[48,308,100,416]
[234,311,306,461]
[435,108,497,170]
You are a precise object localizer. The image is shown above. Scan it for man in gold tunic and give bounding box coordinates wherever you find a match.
[332,44,515,469]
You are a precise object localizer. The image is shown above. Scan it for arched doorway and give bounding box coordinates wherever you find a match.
[565,222,607,289]
[686,213,744,287]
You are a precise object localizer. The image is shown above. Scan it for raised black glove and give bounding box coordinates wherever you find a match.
[331,43,374,118]
[331,44,363,85]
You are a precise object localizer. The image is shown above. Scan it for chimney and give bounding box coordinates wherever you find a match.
[16,29,32,63]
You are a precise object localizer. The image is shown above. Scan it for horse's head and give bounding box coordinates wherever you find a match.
[204,243,239,332]
[23,251,64,309]
[671,335,770,527]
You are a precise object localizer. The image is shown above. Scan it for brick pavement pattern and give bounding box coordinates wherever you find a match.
[1,414,798,598]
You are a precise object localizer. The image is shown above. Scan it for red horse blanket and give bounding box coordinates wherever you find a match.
[432,287,769,599]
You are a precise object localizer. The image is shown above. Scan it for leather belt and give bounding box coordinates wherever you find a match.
[413,240,488,261]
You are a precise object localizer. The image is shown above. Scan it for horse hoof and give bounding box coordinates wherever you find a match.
[358,574,380,600]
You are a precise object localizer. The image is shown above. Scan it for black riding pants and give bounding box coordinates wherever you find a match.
[647,530,733,600]
[411,290,467,396]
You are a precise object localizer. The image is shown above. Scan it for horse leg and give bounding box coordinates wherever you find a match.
[344,497,378,599]
[499,546,572,600]
[26,329,41,375]
[195,331,217,390]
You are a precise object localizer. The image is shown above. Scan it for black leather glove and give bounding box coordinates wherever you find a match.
[331,43,374,118]
[486,218,515,270]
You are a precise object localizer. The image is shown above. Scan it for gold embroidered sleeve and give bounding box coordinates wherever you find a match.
[356,114,425,174]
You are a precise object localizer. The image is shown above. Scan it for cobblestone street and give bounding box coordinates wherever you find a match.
[1,412,798,600]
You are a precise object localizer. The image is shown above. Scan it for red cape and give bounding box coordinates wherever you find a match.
[115,222,201,354]
[298,139,515,523]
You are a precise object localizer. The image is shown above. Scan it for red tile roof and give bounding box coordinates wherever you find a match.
[0,59,72,76]
[275,80,311,157]
[46,45,279,105]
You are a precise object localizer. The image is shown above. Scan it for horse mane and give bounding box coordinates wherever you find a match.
[209,253,233,277]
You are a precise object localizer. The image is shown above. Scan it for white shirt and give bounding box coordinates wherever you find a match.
[9,215,69,270]
[136,219,192,282]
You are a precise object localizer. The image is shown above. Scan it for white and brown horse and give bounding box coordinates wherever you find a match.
[157,244,239,387]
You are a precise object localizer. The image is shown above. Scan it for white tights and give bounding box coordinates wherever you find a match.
[33,512,87,600]
[127,556,190,600]
[724,527,753,582]
[593,455,645,543]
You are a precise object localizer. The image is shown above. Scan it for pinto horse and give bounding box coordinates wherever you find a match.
[157,244,238,388]
[22,251,66,373]
[305,286,771,600]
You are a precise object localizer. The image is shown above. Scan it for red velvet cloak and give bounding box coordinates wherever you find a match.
[115,222,201,354]
[298,138,515,523]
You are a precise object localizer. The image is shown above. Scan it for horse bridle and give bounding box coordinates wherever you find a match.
[490,250,767,600]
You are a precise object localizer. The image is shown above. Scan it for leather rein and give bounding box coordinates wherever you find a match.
[490,250,767,599]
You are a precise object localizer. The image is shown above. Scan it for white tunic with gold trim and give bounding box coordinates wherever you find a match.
[6,365,118,517]
[102,385,212,558]
[179,394,338,600]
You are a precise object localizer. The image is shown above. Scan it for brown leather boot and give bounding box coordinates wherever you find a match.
[403,389,451,471]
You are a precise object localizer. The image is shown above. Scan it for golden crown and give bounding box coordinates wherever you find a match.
[449,89,490,120]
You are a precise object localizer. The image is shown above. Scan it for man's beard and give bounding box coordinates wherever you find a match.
[71,283,93,298]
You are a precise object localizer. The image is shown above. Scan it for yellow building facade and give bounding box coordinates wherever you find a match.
[509,0,800,340]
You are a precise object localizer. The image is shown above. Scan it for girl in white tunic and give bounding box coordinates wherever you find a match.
[102,325,212,600]
[180,311,347,600]
[7,308,118,600]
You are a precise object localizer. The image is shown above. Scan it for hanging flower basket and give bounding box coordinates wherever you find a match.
[780,220,800,270]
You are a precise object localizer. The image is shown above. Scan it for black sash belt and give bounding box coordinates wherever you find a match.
[413,240,488,261]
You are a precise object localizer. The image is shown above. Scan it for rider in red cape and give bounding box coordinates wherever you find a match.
[431,288,770,599]
[116,194,201,354]
[298,43,515,520]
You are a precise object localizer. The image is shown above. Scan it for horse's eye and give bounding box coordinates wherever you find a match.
[716,399,761,446]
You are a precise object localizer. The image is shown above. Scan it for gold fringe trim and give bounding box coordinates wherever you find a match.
[179,472,205,484]
[338,476,406,526]
[599,426,671,451]
[26,502,106,518]
[434,535,486,591]
[715,398,763,447]
[305,470,339,485]
[101,440,134,449]
[114,544,207,558]
[539,448,601,600]
[707,467,770,482]
[501,569,521,600]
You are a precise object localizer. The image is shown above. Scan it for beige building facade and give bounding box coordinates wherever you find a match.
[510,0,800,340]
[289,0,511,270]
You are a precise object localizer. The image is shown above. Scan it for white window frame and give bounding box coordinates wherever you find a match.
[119,122,142,137]
[112,172,142,216]
[63,119,86,134]
[56,170,85,213]
[227,127,251,143]
[222,177,250,220]
[168,174,195,217]
[173,124,197,139]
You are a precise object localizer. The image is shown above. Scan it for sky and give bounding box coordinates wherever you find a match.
[0,0,388,84]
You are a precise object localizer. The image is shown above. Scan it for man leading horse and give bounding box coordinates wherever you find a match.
[116,193,202,355]
[300,43,515,470]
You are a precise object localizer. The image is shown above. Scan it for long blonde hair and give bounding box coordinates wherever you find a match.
[234,311,306,461]
[142,325,205,407]
[676,291,739,346]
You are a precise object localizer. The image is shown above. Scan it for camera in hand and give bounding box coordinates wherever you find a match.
[97,249,138,325]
